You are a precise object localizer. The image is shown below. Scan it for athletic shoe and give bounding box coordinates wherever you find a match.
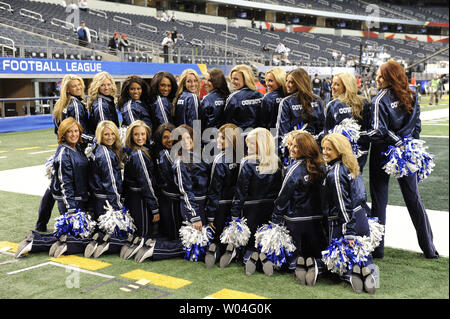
[93,234,110,258]
[305,257,318,287]
[204,243,217,269]
[245,251,259,276]
[84,232,101,258]
[219,244,236,268]
[350,265,363,294]
[362,266,376,294]
[15,231,34,258]
[260,252,274,277]
[49,234,67,257]
[53,243,67,258]
[295,256,307,285]
[123,237,144,260]
[135,239,156,263]
[119,234,135,259]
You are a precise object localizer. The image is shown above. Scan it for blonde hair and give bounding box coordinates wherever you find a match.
[245,127,280,174]
[230,65,256,91]
[87,72,118,112]
[125,120,152,158]
[95,120,122,165]
[172,69,201,116]
[57,117,83,145]
[53,75,85,123]
[333,73,365,119]
[265,67,287,95]
[218,123,244,163]
[321,133,359,178]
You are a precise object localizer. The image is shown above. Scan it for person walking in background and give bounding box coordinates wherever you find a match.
[429,74,440,105]
[108,32,120,55]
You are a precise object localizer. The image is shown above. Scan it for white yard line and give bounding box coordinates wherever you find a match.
[28,150,55,155]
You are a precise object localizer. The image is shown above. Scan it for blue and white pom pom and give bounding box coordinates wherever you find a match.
[254,222,296,268]
[382,136,435,181]
[179,222,215,261]
[44,155,55,179]
[84,140,97,160]
[119,126,128,146]
[97,201,136,238]
[220,217,251,248]
[53,209,96,239]
[332,118,362,158]
[321,217,385,276]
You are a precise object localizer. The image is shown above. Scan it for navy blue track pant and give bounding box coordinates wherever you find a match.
[369,143,439,259]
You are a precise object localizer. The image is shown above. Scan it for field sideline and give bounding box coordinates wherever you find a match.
[0,101,448,301]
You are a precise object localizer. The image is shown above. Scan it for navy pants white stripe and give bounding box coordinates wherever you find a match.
[369,143,439,258]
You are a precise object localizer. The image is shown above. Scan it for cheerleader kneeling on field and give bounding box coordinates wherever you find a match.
[16,117,93,259]
[319,133,379,294]
[268,131,328,280]
[220,128,282,275]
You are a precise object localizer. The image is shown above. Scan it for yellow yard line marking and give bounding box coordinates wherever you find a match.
[121,269,192,290]
[15,146,41,151]
[0,151,8,154]
[47,144,58,147]
[0,241,19,253]
[208,288,268,299]
[49,255,111,271]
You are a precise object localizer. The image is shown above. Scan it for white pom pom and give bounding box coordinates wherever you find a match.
[97,201,136,237]
[179,222,214,261]
[254,223,296,267]
[119,126,128,146]
[44,155,55,179]
[220,217,251,248]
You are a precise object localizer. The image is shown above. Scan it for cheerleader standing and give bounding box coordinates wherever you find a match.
[149,71,178,129]
[223,65,264,131]
[221,128,282,275]
[324,72,371,171]
[118,75,153,130]
[173,69,201,128]
[270,131,327,280]
[276,68,325,142]
[87,72,120,132]
[204,123,243,268]
[367,60,439,259]
[260,67,287,130]
[200,68,230,131]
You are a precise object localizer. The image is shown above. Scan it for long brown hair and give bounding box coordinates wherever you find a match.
[288,68,315,122]
[379,60,415,113]
[291,131,324,184]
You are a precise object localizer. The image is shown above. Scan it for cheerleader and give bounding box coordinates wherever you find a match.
[324,72,371,171]
[83,121,131,258]
[269,131,328,280]
[221,128,282,275]
[16,117,92,259]
[223,65,264,131]
[204,123,243,268]
[172,69,201,128]
[367,60,439,259]
[152,123,183,240]
[321,133,378,294]
[87,72,120,132]
[276,68,325,142]
[149,71,178,129]
[260,67,287,130]
[35,75,92,232]
[118,75,153,130]
[200,68,230,131]
[171,124,210,230]
[133,124,204,263]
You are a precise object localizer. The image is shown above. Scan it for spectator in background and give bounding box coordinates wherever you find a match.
[108,32,120,55]
[429,74,440,105]
[322,77,331,106]
[340,54,346,65]
[61,0,67,7]
[169,11,176,22]
[161,32,173,63]
[78,0,88,12]
[259,22,263,31]
[270,23,275,31]
[119,33,130,53]
[161,10,169,22]
[76,21,91,47]
[312,74,322,97]
[251,17,256,28]
[171,26,178,44]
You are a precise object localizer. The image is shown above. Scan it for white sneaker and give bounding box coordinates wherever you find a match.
[53,243,67,258]
[305,257,318,287]
[136,239,156,263]
[15,231,34,258]
[362,266,376,294]
[350,265,363,294]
